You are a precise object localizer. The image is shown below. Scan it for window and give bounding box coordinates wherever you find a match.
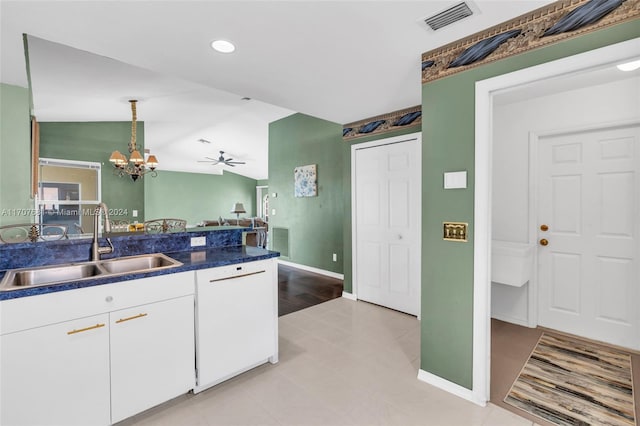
[37,158,101,235]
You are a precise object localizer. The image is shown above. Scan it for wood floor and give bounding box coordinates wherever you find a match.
[277,263,343,317]
[491,319,640,426]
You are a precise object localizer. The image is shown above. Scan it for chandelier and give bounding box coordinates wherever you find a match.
[109,100,158,181]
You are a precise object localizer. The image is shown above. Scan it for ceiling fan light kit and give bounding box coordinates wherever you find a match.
[109,100,158,181]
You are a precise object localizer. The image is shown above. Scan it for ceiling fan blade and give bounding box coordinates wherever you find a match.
[227,161,246,165]
[198,157,221,164]
[227,163,236,167]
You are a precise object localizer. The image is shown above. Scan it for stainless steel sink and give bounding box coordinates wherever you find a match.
[99,253,182,274]
[0,254,183,291]
[1,263,105,290]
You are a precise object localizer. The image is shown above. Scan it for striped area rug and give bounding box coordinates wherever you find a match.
[504,333,636,426]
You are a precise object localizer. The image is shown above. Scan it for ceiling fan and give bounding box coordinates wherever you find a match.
[198,151,246,167]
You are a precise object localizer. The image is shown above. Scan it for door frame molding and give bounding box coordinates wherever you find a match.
[473,38,639,406]
[350,132,422,317]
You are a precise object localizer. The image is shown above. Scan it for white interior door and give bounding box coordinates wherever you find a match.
[353,135,421,316]
[537,124,639,350]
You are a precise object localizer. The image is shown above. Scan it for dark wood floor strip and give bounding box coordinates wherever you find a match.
[278,264,343,317]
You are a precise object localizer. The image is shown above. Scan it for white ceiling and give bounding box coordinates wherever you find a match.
[1,0,557,180]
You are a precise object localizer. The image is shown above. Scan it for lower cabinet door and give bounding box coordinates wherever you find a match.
[1,314,111,426]
[110,295,195,423]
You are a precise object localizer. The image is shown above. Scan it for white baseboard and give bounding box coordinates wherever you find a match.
[277,259,344,280]
[490,313,530,328]
[341,291,357,301]
[417,369,486,407]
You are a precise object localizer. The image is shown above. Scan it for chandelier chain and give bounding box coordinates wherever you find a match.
[128,100,137,154]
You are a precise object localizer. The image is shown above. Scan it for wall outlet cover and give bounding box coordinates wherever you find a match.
[190,236,206,247]
[190,251,206,262]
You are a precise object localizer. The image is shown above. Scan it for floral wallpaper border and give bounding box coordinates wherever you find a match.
[342,105,422,141]
[421,0,639,84]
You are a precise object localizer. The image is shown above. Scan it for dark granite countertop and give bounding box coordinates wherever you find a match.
[0,245,279,301]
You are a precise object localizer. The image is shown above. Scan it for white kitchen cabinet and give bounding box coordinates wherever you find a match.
[0,271,195,425]
[1,314,111,426]
[194,258,278,392]
[110,295,195,423]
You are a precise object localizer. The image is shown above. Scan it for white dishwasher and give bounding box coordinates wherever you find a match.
[193,258,278,393]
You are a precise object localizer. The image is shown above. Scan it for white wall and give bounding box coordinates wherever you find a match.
[491,75,640,325]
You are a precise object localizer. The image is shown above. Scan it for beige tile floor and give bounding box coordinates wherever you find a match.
[120,297,541,426]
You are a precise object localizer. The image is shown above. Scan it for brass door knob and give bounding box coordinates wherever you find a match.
[539,238,549,246]
[540,224,549,231]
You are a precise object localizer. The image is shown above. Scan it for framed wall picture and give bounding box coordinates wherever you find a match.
[294,164,317,197]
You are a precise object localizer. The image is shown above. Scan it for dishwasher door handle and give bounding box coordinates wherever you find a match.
[209,270,266,283]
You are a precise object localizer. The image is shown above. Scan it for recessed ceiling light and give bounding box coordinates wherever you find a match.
[616,59,640,72]
[211,40,235,53]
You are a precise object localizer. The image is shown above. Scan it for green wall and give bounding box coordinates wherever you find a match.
[39,121,145,223]
[420,21,640,390]
[269,113,343,273]
[144,169,257,226]
[341,125,422,293]
[0,83,32,226]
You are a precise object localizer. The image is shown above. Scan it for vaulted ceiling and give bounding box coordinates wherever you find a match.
[1,1,555,179]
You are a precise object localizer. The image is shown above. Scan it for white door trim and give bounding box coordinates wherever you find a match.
[473,38,640,406]
[351,132,422,318]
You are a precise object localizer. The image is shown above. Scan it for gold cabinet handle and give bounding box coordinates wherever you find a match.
[67,323,105,335]
[116,313,148,324]
[540,224,549,231]
[539,238,549,246]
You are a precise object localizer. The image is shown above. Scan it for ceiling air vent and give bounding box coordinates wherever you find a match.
[424,2,474,31]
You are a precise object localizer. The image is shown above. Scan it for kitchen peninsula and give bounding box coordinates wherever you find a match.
[0,226,279,425]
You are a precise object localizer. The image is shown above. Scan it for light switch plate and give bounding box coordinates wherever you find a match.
[443,222,468,242]
[444,171,467,189]
[190,236,206,247]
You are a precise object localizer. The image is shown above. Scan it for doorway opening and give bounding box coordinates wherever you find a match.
[473,38,640,405]
[256,185,269,222]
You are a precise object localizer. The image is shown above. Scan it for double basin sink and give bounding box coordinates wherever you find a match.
[0,253,183,291]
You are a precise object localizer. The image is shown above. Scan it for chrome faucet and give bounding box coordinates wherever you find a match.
[91,202,114,261]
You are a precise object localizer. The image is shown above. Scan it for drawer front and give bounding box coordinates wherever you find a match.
[1,271,195,335]
[195,259,274,284]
